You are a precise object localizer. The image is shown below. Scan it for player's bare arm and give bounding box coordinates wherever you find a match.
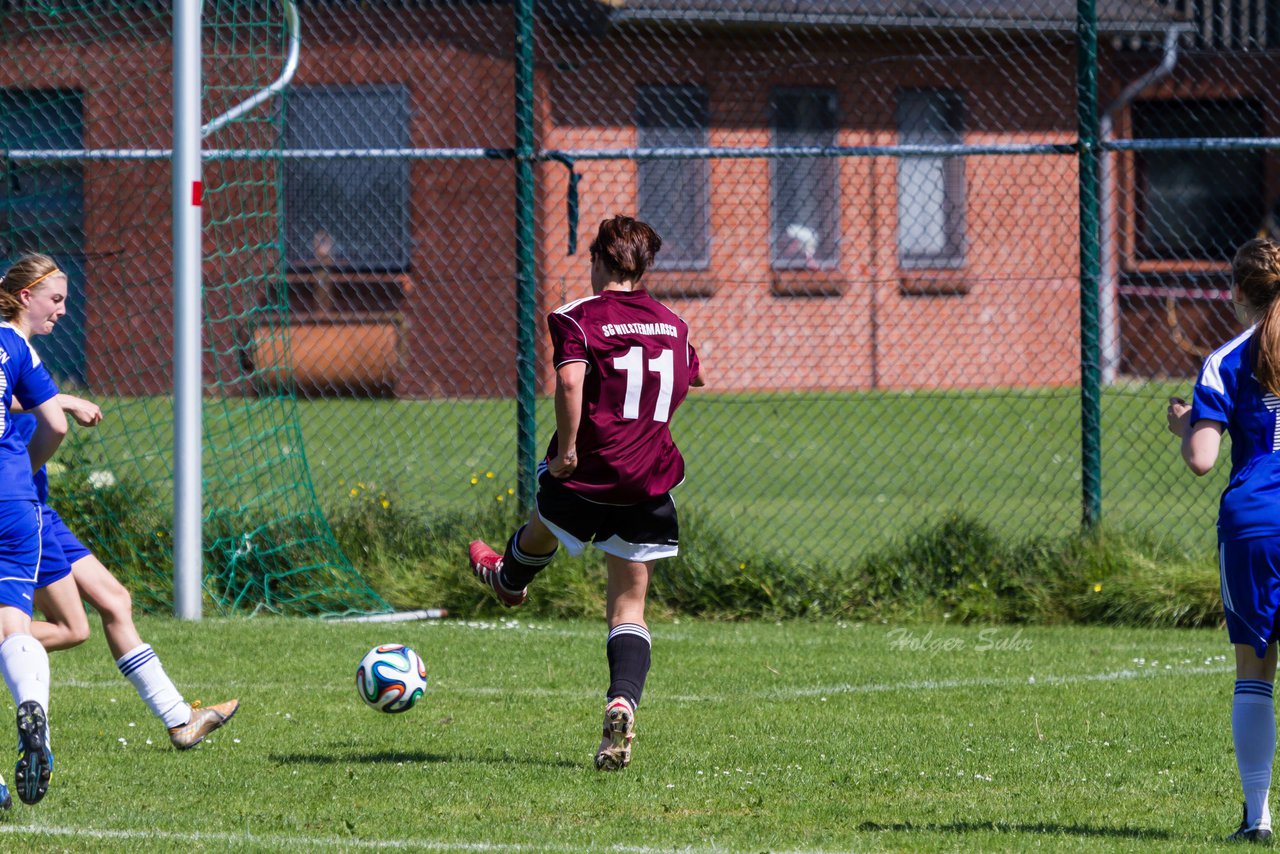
[57,393,103,427]
[26,397,68,473]
[550,361,586,479]
[1167,397,1223,476]
[12,392,102,428]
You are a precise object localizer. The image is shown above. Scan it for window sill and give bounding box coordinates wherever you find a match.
[279,272,412,315]
[898,271,971,296]
[643,271,717,299]
[1125,259,1232,274]
[770,270,847,297]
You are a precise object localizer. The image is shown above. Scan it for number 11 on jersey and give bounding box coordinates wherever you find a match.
[614,346,674,423]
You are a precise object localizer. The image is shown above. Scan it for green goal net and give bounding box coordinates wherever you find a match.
[2,1,388,616]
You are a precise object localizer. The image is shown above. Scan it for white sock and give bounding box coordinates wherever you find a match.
[0,633,49,714]
[1234,680,1275,830]
[116,644,189,729]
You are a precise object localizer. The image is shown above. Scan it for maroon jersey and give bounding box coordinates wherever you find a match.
[545,289,700,504]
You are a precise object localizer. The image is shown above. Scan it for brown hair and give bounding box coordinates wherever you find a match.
[588,215,662,282]
[1235,238,1280,395]
[0,253,60,322]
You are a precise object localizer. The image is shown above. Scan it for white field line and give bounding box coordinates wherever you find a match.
[53,662,1234,703]
[762,663,1238,699]
[0,825,745,853]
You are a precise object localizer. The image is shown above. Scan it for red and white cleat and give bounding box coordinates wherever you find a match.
[468,540,527,607]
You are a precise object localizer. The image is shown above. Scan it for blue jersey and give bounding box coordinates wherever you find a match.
[1191,326,1280,540]
[0,322,57,502]
[10,413,46,503]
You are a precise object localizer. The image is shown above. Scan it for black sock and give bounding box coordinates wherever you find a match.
[498,525,556,590]
[606,623,652,708]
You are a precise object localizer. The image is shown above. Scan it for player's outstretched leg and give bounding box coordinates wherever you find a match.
[594,696,635,771]
[467,540,527,607]
[168,699,240,750]
[14,700,51,805]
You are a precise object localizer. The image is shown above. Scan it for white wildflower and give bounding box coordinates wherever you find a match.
[88,470,117,489]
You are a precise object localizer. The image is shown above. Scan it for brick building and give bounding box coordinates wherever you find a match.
[10,0,1265,397]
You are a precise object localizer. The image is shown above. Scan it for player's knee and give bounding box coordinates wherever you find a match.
[66,619,90,647]
[99,582,133,623]
[44,617,90,650]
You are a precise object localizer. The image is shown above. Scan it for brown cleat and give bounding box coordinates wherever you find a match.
[169,699,239,750]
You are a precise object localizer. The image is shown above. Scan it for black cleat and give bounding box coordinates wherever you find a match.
[14,701,51,805]
[1228,802,1274,843]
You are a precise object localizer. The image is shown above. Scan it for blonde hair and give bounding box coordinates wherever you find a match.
[1234,238,1280,395]
[0,253,61,322]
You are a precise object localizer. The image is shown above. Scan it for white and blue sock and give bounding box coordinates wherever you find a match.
[606,623,651,708]
[0,633,48,715]
[1234,679,1275,830]
[117,644,190,729]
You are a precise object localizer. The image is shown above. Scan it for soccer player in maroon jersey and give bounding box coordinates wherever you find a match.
[468,215,702,771]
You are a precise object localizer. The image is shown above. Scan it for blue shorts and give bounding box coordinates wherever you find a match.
[35,505,91,590]
[0,500,41,615]
[1221,537,1280,658]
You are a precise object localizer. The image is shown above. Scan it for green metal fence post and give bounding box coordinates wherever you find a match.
[1077,0,1103,529]
[514,0,538,512]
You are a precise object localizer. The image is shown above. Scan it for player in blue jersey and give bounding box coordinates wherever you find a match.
[1168,237,1280,842]
[0,253,69,807]
[10,395,239,750]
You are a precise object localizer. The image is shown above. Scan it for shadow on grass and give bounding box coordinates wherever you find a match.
[269,750,580,769]
[856,821,1178,841]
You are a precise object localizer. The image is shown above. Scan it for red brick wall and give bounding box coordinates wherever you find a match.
[540,28,1083,393]
[8,15,1128,397]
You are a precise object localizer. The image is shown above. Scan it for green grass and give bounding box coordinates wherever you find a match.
[1,615,1256,851]
[64,383,1224,570]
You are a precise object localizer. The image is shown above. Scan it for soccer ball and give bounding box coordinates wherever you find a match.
[356,644,428,713]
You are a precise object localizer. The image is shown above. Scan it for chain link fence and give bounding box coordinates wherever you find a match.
[3,0,1261,611]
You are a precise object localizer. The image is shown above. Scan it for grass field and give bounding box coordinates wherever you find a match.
[0,614,1256,851]
[71,382,1225,568]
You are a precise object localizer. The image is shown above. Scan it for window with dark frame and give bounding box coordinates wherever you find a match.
[895,89,965,268]
[636,85,710,270]
[284,85,410,272]
[1131,98,1263,264]
[770,88,838,269]
[0,89,83,256]
[0,88,86,384]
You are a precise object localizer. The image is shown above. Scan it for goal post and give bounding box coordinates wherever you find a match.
[4,0,389,617]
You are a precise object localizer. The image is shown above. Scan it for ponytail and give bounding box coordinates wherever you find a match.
[1258,297,1280,396]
